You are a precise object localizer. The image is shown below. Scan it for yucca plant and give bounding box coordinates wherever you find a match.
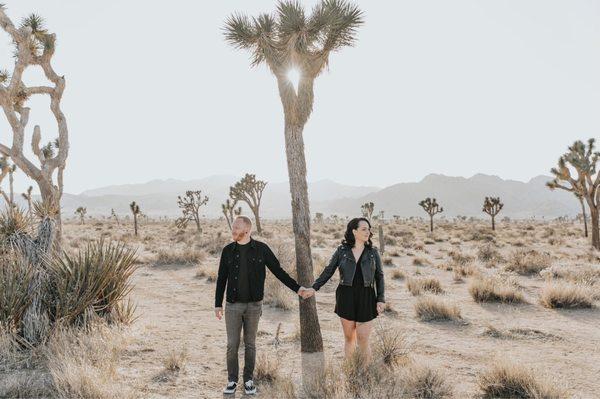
[47,238,139,327]
[0,255,35,332]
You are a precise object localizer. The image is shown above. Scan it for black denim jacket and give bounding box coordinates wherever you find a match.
[214,238,301,307]
[312,244,385,302]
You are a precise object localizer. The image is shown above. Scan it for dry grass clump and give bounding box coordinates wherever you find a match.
[412,257,431,266]
[391,269,406,280]
[154,346,189,382]
[539,281,594,309]
[264,273,295,310]
[400,362,452,398]
[255,352,281,384]
[505,249,551,275]
[407,277,444,296]
[478,359,562,398]
[373,324,410,368]
[154,247,206,266]
[452,263,478,281]
[414,296,462,322]
[383,256,394,266]
[45,324,133,398]
[477,243,502,263]
[469,276,525,304]
[195,263,217,281]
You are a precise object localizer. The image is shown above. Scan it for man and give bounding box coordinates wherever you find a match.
[214,215,311,395]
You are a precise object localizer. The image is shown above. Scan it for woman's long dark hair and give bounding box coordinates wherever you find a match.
[341,217,373,248]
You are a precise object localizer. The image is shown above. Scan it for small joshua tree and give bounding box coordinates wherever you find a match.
[0,9,69,242]
[574,191,588,238]
[229,174,266,234]
[176,190,208,232]
[222,198,241,231]
[110,208,120,225]
[419,197,443,232]
[482,196,503,231]
[74,206,86,225]
[314,212,324,224]
[361,201,374,220]
[129,201,140,236]
[547,138,600,250]
[21,185,33,213]
[378,224,385,255]
[0,155,16,207]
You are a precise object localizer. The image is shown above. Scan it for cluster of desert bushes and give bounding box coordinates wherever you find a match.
[252,322,563,399]
[0,205,139,398]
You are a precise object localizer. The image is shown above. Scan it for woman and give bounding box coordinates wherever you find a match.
[306,217,385,362]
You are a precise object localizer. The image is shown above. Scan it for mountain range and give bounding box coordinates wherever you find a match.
[8,173,579,220]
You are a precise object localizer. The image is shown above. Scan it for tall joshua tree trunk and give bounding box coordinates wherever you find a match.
[589,206,599,250]
[283,122,323,355]
[224,0,363,388]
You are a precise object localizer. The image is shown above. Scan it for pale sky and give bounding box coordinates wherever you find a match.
[0,0,598,195]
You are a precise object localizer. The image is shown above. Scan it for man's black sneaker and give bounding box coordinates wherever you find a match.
[244,379,257,395]
[223,381,237,394]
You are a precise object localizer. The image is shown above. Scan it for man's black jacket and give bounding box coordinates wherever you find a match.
[214,238,301,307]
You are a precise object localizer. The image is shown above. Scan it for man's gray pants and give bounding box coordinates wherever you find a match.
[225,300,262,383]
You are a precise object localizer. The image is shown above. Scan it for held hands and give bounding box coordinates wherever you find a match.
[376,302,385,315]
[215,307,223,320]
[297,286,316,300]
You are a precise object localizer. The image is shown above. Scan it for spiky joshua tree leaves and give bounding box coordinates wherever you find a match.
[222,198,242,231]
[21,185,33,213]
[419,197,443,233]
[0,7,69,244]
[224,0,363,382]
[547,138,600,250]
[360,201,374,220]
[129,201,140,236]
[229,173,266,234]
[482,197,503,231]
[176,190,209,232]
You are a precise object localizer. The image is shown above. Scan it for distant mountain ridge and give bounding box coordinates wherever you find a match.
[9,173,579,219]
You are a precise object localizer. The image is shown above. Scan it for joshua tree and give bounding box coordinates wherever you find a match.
[547,138,600,250]
[419,197,443,232]
[378,224,385,255]
[21,185,33,213]
[110,208,120,226]
[74,206,86,225]
[360,201,374,220]
[222,198,242,231]
[224,0,363,377]
[0,155,16,207]
[314,212,324,224]
[482,196,503,231]
[176,190,208,232]
[574,191,588,238]
[0,9,69,243]
[229,174,266,234]
[129,201,140,236]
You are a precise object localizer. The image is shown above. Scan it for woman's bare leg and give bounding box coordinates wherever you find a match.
[355,320,373,364]
[340,317,357,358]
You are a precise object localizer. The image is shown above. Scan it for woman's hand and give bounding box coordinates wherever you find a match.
[376,302,385,315]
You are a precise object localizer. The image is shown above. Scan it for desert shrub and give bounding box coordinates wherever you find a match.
[154,247,206,265]
[505,250,551,275]
[539,282,594,309]
[407,277,443,296]
[478,359,562,398]
[414,296,462,322]
[469,276,525,304]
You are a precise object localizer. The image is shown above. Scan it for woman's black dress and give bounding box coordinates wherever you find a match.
[334,250,378,322]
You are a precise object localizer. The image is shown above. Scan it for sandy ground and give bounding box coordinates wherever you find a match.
[59,219,600,398]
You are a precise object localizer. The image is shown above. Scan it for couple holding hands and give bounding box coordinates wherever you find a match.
[214,215,385,395]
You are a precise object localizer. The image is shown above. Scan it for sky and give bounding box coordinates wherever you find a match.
[0,0,598,195]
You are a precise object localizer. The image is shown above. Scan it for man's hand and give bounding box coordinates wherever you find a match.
[297,287,316,299]
[215,307,224,320]
[376,302,385,315]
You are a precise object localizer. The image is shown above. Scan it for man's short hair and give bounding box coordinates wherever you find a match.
[234,215,253,228]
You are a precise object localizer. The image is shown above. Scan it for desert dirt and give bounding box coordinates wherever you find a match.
[58,217,600,398]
